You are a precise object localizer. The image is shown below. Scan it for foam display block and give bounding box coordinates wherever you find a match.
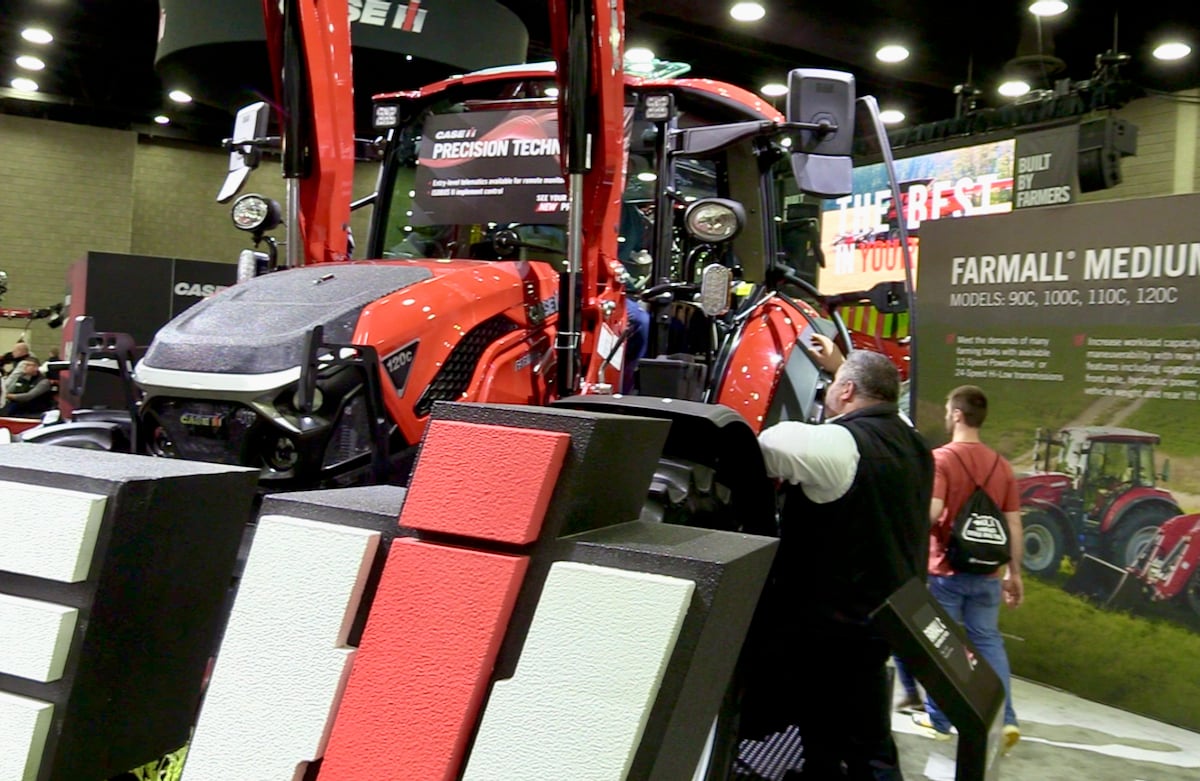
[0,595,77,683]
[319,539,528,781]
[0,444,258,781]
[398,419,569,543]
[462,562,694,781]
[428,401,670,538]
[0,691,53,781]
[182,515,379,781]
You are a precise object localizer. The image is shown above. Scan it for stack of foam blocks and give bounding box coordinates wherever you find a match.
[2,403,777,781]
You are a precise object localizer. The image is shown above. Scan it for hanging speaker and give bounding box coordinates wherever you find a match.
[1078,118,1138,193]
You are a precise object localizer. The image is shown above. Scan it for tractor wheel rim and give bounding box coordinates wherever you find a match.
[1124,527,1159,568]
[1024,524,1055,571]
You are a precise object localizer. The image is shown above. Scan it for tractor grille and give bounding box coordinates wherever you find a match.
[146,399,261,466]
[414,316,519,417]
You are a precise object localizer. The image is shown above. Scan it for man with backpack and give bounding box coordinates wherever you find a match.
[914,385,1023,753]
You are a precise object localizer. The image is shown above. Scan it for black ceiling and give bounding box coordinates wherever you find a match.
[2,1,1199,145]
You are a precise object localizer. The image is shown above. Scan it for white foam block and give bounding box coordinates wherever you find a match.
[181,515,379,781]
[0,594,78,682]
[0,691,54,781]
[0,482,106,583]
[462,561,694,781]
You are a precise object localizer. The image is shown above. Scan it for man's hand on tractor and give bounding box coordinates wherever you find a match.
[807,333,844,374]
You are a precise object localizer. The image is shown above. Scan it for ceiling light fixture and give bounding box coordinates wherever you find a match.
[626,47,655,63]
[730,3,766,23]
[760,83,788,97]
[879,109,906,124]
[16,55,45,71]
[20,28,53,45]
[876,45,909,64]
[154,115,171,125]
[544,86,560,97]
[1153,42,1192,61]
[1028,1,1068,17]
[11,77,39,93]
[998,80,1031,98]
[168,89,193,104]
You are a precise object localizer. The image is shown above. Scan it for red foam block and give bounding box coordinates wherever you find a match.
[317,538,528,781]
[398,419,569,544]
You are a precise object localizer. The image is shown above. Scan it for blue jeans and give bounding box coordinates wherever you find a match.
[924,574,1017,731]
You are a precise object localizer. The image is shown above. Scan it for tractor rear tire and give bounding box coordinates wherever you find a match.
[1021,510,1066,578]
[1185,569,1200,621]
[1106,506,1171,569]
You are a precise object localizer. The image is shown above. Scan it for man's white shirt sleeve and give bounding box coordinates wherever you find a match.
[758,421,860,504]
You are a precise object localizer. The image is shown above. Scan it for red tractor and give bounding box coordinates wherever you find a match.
[1018,426,1181,577]
[1128,512,1200,618]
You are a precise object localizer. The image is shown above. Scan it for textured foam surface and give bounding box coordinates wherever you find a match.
[142,263,433,374]
[399,419,569,543]
[0,691,53,781]
[461,562,694,781]
[0,594,77,683]
[319,539,528,781]
[182,515,379,781]
[0,481,106,583]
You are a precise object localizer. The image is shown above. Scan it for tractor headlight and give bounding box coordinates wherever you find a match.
[231,193,282,232]
[684,198,745,243]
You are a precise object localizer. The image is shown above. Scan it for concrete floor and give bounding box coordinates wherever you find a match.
[892,676,1200,780]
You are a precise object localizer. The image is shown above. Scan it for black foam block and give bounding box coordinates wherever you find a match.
[0,445,258,781]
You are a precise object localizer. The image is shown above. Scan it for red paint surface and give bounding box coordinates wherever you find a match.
[318,539,528,781]
[399,419,569,544]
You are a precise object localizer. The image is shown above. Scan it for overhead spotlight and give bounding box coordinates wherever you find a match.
[879,109,906,124]
[405,54,413,61]
[21,28,53,45]
[1153,42,1192,61]
[168,89,193,104]
[730,3,766,22]
[544,86,559,97]
[998,79,1031,98]
[626,47,655,63]
[636,172,658,182]
[16,55,45,71]
[876,45,909,64]
[760,82,788,97]
[153,114,171,125]
[1028,1,1068,17]
[11,77,39,93]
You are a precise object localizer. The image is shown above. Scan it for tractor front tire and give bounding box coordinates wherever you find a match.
[1106,506,1170,569]
[1022,510,1066,578]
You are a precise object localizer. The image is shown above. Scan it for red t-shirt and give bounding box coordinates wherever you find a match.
[928,441,1020,577]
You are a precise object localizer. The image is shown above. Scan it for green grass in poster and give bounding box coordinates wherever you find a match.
[1001,579,1200,732]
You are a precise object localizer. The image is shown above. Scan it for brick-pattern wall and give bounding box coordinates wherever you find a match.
[0,115,135,354]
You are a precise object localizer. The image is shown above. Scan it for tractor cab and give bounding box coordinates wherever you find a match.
[1057,427,1164,514]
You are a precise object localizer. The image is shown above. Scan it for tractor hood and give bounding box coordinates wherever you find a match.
[141,263,433,375]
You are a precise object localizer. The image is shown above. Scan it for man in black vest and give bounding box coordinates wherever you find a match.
[756,337,933,780]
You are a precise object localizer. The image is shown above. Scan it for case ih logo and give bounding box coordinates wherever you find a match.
[174,282,228,298]
[349,0,427,32]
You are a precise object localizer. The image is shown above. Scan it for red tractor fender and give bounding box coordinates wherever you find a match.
[1017,472,1071,506]
[1099,489,1180,534]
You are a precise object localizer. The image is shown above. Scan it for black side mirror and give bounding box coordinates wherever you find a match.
[786,68,855,198]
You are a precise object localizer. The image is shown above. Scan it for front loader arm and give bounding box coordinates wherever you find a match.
[261,0,356,265]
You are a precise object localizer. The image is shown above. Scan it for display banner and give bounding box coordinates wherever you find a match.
[915,192,1200,726]
[818,140,1015,294]
[1013,123,1079,209]
[411,109,567,226]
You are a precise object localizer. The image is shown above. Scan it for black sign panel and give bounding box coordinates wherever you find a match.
[171,259,238,319]
[412,109,567,226]
[871,578,1005,781]
[384,341,419,396]
[1013,123,1079,209]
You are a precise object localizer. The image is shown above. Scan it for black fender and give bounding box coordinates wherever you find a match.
[19,418,133,452]
[552,394,777,536]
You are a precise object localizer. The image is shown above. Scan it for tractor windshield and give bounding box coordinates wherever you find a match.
[376,94,569,267]
[1082,439,1158,510]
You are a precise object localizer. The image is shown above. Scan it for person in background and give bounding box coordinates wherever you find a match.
[752,337,934,780]
[1,340,36,377]
[2,358,54,417]
[913,385,1023,754]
